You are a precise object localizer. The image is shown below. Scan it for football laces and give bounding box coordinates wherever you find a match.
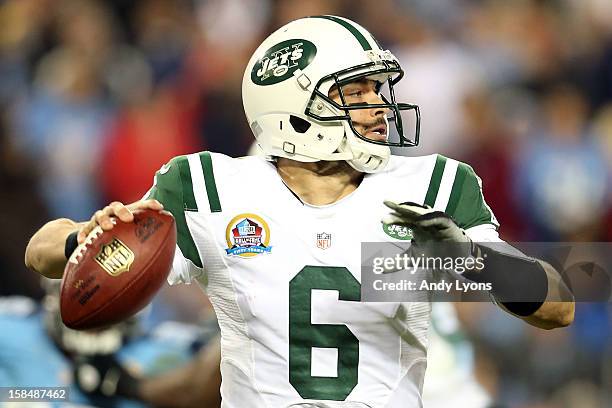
[68,226,104,265]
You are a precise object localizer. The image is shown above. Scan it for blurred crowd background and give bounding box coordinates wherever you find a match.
[0,0,611,407]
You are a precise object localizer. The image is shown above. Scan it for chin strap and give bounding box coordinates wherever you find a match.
[341,128,390,173]
[346,152,385,173]
[269,133,353,162]
[264,123,390,173]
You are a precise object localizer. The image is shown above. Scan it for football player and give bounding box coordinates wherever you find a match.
[0,280,211,408]
[26,16,574,407]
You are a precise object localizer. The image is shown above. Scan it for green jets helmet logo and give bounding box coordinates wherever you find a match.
[382,223,413,240]
[251,39,316,86]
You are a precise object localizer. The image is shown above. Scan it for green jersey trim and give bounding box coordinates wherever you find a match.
[445,163,468,216]
[146,156,203,268]
[177,158,197,211]
[445,163,498,230]
[310,15,373,51]
[424,155,447,207]
[200,152,222,213]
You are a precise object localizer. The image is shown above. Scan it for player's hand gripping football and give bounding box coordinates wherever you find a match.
[77,199,165,244]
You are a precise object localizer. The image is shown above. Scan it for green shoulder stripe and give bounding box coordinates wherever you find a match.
[444,163,497,230]
[145,156,202,268]
[445,163,468,216]
[177,158,197,211]
[424,155,447,207]
[199,152,222,213]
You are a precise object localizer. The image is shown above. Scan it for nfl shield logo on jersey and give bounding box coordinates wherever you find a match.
[316,233,332,250]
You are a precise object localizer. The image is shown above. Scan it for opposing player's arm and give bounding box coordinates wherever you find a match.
[24,200,164,279]
[137,336,222,408]
[73,336,222,408]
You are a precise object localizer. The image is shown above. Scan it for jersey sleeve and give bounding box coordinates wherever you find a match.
[144,156,204,285]
[444,163,499,231]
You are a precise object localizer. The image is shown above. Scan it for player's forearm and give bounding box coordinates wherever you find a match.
[25,218,81,279]
[517,260,575,330]
[139,337,222,408]
[25,200,164,280]
[464,245,575,329]
[491,259,574,329]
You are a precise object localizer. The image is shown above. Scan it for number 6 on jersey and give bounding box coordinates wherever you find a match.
[289,266,361,400]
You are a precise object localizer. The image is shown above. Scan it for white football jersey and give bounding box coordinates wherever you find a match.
[145,152,499,408]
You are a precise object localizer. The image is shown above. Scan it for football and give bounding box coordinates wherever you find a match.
[60,209,176,330]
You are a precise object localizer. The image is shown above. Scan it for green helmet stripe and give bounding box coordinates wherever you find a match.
[310,15,373,51]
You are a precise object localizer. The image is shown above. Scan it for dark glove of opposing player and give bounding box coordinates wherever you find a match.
[73,354,140,400]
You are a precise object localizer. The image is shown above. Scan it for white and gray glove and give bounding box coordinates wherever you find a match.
[382,200,476,275]
[383,201,470,244]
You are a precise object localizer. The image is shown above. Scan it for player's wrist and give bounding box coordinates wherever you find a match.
[64,230,79,259]
[462,244,548,316]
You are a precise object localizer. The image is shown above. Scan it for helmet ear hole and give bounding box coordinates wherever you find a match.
[289,115,311,134]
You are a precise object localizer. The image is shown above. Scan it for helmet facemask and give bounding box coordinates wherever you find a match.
[304,54,421,172]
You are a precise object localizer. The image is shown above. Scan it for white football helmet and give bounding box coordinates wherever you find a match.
[242,15,420,173]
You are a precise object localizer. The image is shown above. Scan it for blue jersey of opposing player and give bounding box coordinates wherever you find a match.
[0,296,200,408]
